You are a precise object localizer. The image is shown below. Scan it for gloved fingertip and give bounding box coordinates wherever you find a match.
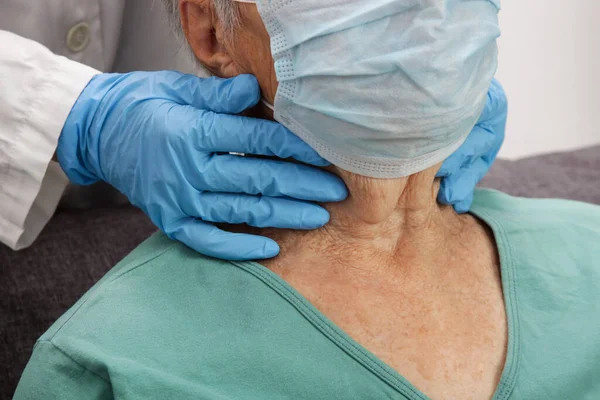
[437,190,450,205]
[438,153,462,178]
[305,157,331,168]
[232,74,259,90]
[436,166,450,178]
[334,184,350,202]
[452,195,474,214]
[277,134,331,167]
[314,175,348,202]
[436,180,453,205]
[322,180,349,203]
[229,74,261,110]
[255,239,281,260]
[303,207,331,229]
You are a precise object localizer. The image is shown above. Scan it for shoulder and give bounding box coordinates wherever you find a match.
[472,189,600,230]
[30,233,268,386]
[471,189,600,256]
[24,234,287,394]
[14,340,111,399]
[41,233,248,343]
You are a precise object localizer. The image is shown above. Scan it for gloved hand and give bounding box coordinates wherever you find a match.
[58,72,348,260]
[437,79,508,213]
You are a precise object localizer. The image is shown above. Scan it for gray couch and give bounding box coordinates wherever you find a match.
[1,146,599,399]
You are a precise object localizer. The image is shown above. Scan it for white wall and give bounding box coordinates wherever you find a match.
[496,0,600,159]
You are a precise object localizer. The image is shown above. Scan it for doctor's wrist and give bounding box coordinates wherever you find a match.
[56,73,123,186]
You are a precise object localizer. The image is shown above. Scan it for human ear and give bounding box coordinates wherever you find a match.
[179,0,240,77]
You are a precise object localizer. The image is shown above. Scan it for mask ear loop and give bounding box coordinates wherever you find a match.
[261,99,274,111]
[233,0,256,3]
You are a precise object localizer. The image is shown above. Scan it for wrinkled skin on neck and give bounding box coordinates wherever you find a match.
[258,164,475,277]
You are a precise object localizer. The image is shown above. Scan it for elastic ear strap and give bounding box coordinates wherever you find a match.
[233,0,256,3]
[260,98,275,111]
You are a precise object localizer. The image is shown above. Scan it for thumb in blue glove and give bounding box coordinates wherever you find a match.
[58,72,348,260]
[437,79,508,213]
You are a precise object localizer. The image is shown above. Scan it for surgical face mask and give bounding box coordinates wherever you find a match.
[235,0,501,178]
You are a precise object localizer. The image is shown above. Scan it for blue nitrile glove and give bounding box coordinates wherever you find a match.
[437,79,508,213]
[57,72,348,260]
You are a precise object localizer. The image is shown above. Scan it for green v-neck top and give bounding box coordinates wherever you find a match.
[15,190,600,399]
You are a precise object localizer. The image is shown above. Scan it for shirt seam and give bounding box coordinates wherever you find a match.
[470,207,521,400]
[36,339,111,385]
[46,239,175,341]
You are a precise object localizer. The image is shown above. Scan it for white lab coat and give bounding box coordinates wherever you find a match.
[0,0,196,250]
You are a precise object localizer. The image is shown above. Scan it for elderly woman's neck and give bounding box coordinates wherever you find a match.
[261,167,480,275]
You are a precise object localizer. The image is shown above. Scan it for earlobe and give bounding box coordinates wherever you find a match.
[179,0,238,77]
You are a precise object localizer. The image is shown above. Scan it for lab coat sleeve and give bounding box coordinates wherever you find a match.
[0,31,99,250]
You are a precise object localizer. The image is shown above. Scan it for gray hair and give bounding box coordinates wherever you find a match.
[161,0,241,40]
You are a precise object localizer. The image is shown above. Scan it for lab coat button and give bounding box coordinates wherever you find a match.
[66,22,90,53]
